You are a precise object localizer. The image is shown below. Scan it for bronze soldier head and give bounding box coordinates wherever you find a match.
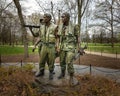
[61,12,70,25]
[43,13,51,25]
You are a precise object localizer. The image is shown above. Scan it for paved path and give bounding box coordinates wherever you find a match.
[86,51,120,59]
[35,63,120,83]
[2,63,120,83]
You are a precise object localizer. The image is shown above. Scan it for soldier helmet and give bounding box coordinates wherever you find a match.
[61,12,70,20]
[44,13,52,19]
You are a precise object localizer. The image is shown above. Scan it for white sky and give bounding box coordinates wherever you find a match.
[22,0,62,15]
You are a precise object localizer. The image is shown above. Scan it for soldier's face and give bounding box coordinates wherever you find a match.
[43,15,50,23]
[61,15,68,23]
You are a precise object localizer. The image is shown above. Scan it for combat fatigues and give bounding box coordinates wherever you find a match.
[38,42,42,55]
[58,23,80,77]
[37,22,57,77]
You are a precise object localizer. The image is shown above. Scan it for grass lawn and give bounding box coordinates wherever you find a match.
[0,45,38,55]
[81,43,120,54]
[87,46,120,54]
[0,43,120,55]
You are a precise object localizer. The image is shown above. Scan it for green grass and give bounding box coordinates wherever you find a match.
[81,43,120,54]
[0,43,120,55]
[87,43,120,46]
[87,46,120,53]
[0,45,38,55]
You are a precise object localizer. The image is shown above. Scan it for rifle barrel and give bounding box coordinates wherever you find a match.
[23,25,40,28]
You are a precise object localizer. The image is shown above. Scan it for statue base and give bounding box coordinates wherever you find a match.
[34,74,79,87]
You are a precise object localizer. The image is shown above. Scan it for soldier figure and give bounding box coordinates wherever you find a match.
[32,19,44,54]
[57,12,80,79]
[29,13,58,80]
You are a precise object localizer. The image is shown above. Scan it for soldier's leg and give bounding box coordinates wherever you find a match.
[47,46,55,80]
[58,51,66,79]
[38,43,42,56]
[66,51,75,77]
[35,45,47,77]
[66,52,75,86]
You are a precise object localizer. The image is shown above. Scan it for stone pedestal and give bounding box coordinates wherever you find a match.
[34,70,79,87]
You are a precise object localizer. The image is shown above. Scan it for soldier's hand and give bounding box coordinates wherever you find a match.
[32,47,36,52]
[29,26,33,31]
[78,49,85,55]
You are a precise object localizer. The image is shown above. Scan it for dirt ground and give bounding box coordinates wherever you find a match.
[1,53,120,69]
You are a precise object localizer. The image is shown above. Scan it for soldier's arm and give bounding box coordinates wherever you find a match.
[35,38,41,46]
[54,26,60,52]
[32,38,41,52]
[74,24,80,51]
[29,27,39,37]
[54,26,58,38]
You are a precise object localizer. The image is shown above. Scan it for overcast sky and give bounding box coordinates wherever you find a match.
[21,0,62,15]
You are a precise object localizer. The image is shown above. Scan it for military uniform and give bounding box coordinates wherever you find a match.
[36,22,57,79]
[58,23,80,77]
[38,41,42,55]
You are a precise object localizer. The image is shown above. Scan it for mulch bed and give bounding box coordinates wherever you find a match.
[1,53,120,69]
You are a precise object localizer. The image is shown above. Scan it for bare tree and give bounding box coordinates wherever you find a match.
[94,0,119,47]
[60,0,90,34]
[35,0,66,24]
[0,0,13,45]
[26,13,43,44]
[35,0,56,21]
[77,0,90,33]
[114,0,120,24]
[63,0,78,23]
[0,0,13,14]
[13,0,29,58]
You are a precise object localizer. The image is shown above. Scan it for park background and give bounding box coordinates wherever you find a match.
[0,0,120,96]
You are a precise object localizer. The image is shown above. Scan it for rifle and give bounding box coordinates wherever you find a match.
[23,25,40,28]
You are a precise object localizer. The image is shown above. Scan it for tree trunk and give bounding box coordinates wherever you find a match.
[110,0,114,48]
[77,0,82,65]
[13,0,29,58]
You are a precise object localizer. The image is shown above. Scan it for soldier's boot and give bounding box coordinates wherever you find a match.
[49,71,54,80]
[58,70,65,79]
[35,69,44,77]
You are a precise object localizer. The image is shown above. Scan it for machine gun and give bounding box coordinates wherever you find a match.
[23,25,40,28]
